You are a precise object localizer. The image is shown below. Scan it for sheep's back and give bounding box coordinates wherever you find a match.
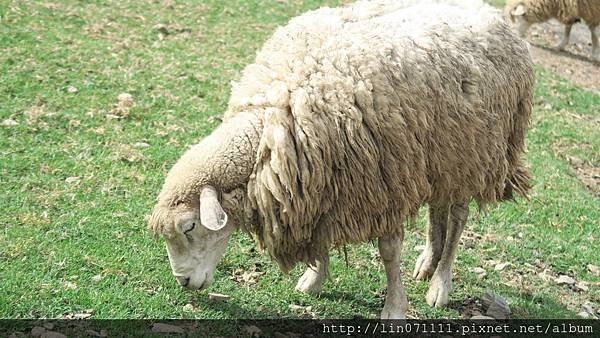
[237,2,533,270]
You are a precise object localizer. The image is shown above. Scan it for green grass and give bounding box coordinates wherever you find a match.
[0,0,598,319]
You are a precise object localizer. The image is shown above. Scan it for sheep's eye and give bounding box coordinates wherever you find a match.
[175,200,185,206]
[182,222,196,234]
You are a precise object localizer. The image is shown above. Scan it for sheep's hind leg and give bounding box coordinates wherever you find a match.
[558,23,573,51]
[413,204,449,279]
[426,202,468,308]
[379,234,409,319]
[295,254,329,294]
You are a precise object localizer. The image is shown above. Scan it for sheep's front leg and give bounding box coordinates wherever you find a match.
[590,24,599,61]
[558,23,573,51]
[295,254,329,294]
[426,202,468,307]
[413,204,449,279]
[379,234,408,319]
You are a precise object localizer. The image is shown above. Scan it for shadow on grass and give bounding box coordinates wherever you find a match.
[446,286,579,319]
[533,43,600,65]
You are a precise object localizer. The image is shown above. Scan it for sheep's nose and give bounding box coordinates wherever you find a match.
[176,276,190,287]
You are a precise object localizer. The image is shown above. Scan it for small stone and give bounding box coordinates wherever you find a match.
[31,327,46,337]
[208,293,230,301]
[117,93,134,106]
[151,323,184,334]
[183,303,196,311]
[72,312,92,319]
[133,142,150,148]
[494,262,510,271]
[472,267,486,274]
[578,311,590,319]
[555,275,576,285]
[1,119,19,126]
[582,303,594,314]
[567,156,584,167]
[67,86,78,93]
[471,315,495,320]
[288,304,304,311]
[482,291,510,319]
[154,23,169,35]
[414,245,426,252]
[91,274,103,283]
[588,264,599,276]
[574,282,589,292]
[65,177,80,184]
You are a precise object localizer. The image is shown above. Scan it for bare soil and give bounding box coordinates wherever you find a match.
[522,20,599,197]
[525,20,600,94]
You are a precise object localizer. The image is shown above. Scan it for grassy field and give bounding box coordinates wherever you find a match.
[1,0,598,319]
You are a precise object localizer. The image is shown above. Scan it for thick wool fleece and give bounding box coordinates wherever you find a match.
[506,0,600,26]
[151,0,534,272]
[224,2,534,270]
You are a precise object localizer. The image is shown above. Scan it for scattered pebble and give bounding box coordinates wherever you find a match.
[554,275,576,285]
[472,267,486,274]
[133,142,150,148]
[183,303,196,311]
[65,177,80,184]
[471,315,495,320]
[288,304,304,311]
[574,282,589,292]
[1,118,19,126]
[494,262,511,271]
[482,291,510,319]
[117,93,134,107]
[91,274,103,283]
[208,293,230,301]
[67,86,78,93]
[588,264,599,276]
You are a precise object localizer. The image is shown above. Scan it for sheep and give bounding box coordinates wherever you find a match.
[506,0,600,60]
[149,0,534,319]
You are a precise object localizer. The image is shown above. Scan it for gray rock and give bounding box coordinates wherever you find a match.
[482,291,510,319]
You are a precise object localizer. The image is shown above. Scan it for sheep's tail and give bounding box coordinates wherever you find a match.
[502,95,532,201]
[502,164,530,201]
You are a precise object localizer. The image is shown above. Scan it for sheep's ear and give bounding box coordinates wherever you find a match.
[512,4,526,16]
[200,186,228,231]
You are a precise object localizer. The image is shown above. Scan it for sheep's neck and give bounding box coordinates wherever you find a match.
[166,111,263,200]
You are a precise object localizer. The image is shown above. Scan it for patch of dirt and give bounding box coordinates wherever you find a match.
[567,156,600,197]
[525,20,600,93]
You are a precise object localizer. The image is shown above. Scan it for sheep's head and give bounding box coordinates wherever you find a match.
[149,185,237,290]
[505,2,532,37]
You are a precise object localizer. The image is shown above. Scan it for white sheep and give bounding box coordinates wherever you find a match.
[149,0,534,319]
[506,0,600,60]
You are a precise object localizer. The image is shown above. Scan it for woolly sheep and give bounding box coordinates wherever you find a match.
[149,0,534,319]
[506,0,600,60]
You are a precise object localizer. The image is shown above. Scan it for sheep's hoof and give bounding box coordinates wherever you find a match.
[295,268,325,294]
[425,273,451,307]
[556,44,567,51]
[413,250,438,280]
